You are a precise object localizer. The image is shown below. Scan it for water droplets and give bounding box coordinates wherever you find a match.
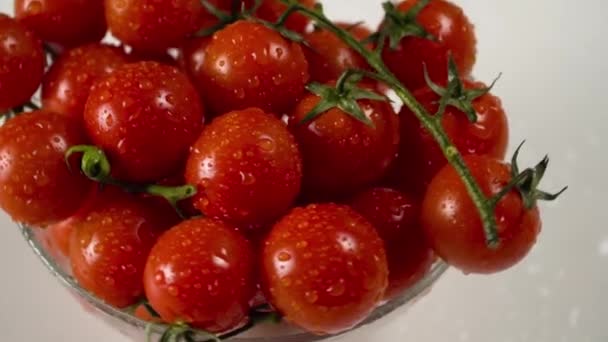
[168,285,179,297]
[326,279,345,297]
[239,171,256,185]
[304,291,318,304]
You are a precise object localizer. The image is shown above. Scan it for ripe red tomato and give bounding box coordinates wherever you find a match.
[349,187,434,299]
[0,111,91,226]
[303,23,371,83]
[390,79,509,197]
[42,44,129,120]
[70,189,176,308]
[185,108,302,230]
[144,217,255,333]
[194,20,309,116]
[422,155,541,274]
[125,47,178,66]
[84,61,204,182]
[134,304,164,323]
[14,0,107,48]
[261,203,388,334]
[179,36,211,81]
[381,0,476,90]
[45,217,75,259]
[255,0,316,33]
[105,0,201,52]
[288,89,399,199]
[0,14,45,112]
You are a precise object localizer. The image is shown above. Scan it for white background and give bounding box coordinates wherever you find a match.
[1,0,607,341]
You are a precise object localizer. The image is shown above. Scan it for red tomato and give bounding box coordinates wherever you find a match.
[349,187,434,299]
[14,0,107,48]
[70,189,176,308]
[303,23,371,83]
[262,203,388,334]
[105,0,201,52]
[381,0,476,90]
[390,79,509,197]
[185,108,302,230]
[144,217,256,333]
[194,20,309,116]
[84,61,204,182]
[134,304,164,323]
[0,14,45,112]
[126,47,178,66]
[0,111,91,226]
[42,44,129,120]
[45,217,75,259]
[288,89,399,199]
[422,155,541,274]
[178,36,211,81]
[255,0,316,33]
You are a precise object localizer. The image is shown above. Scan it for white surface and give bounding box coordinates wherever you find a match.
[1,0,607,341]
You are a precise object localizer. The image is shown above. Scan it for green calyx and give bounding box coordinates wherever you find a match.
[301,69,387,127]
[369,0,435,51]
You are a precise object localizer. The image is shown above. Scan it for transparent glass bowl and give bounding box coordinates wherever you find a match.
[21,223,448,341]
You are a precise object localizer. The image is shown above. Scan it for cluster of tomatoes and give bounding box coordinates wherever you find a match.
[0,0,552,337]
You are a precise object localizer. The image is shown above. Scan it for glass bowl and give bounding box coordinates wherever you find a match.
[20,223,448,341]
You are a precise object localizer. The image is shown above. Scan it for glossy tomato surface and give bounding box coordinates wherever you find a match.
[84,61,204,182]
[262,203,388,334]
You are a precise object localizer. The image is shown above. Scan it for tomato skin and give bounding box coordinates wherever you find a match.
[185,108,302,229]
[144,218,255,333]
[42,44,129,120]
[70,189,175,308]
[0,14,45,112]
[179,36,211,81]
[0,111,91,226]
[381,0,476,90]
[288,90,399,199]
[105,0,201,52]
[262,203,388,334]
[84,61,204,183]
[15,0,107,48]
[349,188,434,299]
[195,20,309,116]
[390,80,508,197]
[422,155,541,274]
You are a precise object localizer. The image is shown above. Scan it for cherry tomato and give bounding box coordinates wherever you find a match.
[134,304,164,323]
[262,203,388,334]
[303,23,371,83]
[45,217,75,259]
[84,61,204,182]
[255,0,316,33]
[0,111,91,226]
[194,20,309,116]
[14,0,107,48]
[144,217,255,332]
[390,79,509,197]
[288,89,399,199]
[422,155,541,274]
[381,0,476,90]
[126,47,178,66]
[42,44,129,120]
[185,108,302,230]
[178,36,211,81]
[70,189,176,308]
[0,14,44,112]
[105,0,201,52]
[349,187,433,299]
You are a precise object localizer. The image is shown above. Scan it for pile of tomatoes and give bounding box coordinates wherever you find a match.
[0,0,550,337]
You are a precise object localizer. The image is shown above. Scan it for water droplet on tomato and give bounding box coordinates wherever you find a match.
[304,291,318,304]
[168,286,179,296]
[277,251,291,262]
[239,171,256,185]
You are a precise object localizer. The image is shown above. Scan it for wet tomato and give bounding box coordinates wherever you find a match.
[261,203,388,334]
[84,61,204,183]
[144,217,256,332]
[422,155,541,274]
[0,14,45,112]
[185,108,302,229]
[42,44,129,120]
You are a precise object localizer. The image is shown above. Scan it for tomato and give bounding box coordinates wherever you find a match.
[70,188,176,308]
[185,108,302,230]
[303,23,371,83]
[126,47,178,66]
[349,187,433,299]
[45,217,75,259]
[0,111,91,226]
[255,0,316,33]
[261,203,388,334]
[421,155,541,274]
[14,0,107,48]
[42,44,129,120]
[178,36,211,81]
[194,20,309,116]
[288,89,399,199]
[390,79,508,197]
[134,304,164,323]
[105,0,201,52]
[381,0,476,90]
[144,217,255,333]
[84,61,204,183]
[0,14,45,112]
